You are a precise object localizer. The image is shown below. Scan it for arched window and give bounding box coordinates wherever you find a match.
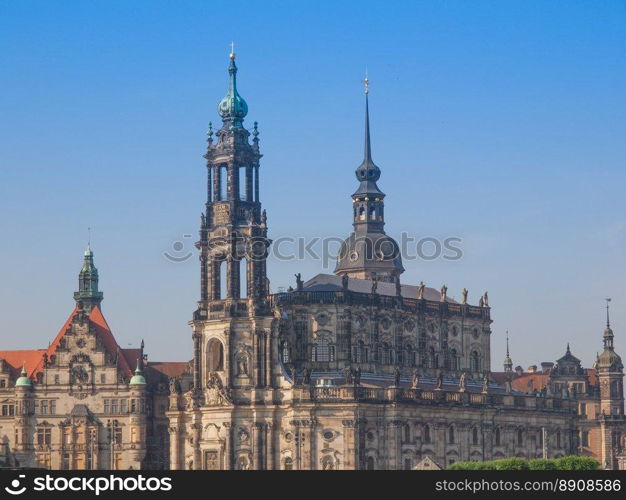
[428,347,436,369]
[405,345,413,366]
[556,431,561,448]
[470,351,480,372]
[472,427,479,445]
[359,206,366,220]
[382,343,390,365]
[353,340,366,363]
[207,339,224,372]
[423,424,431,444]
[449,349,459,371]
[312,338,335,362]
[369,205,376,220]
[448,426,455,444]
[517,429,524,446]
[403,424,411,443]
[366,456,375,470]
[284,457,293,470]
[495,428,501,446]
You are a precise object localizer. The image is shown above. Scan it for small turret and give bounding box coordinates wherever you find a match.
[73,245,103,312]
[597,299,624,417]
[15,365,32,388]
[129,360,146,387]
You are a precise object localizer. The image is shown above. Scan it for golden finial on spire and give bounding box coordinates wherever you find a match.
[230,41,236,60]
[363,67,369,95]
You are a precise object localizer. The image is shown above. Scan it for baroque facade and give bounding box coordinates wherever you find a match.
[2,53,625,470]
[165,52,626,470]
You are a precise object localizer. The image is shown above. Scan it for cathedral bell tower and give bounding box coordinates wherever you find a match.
[196,49,269,308]
[191,49,273,396]
[334,76,404,283]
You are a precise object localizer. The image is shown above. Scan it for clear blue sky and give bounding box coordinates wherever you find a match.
[1,1,625,368]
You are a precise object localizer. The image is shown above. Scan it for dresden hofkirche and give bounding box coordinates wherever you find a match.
[2,52,626,470]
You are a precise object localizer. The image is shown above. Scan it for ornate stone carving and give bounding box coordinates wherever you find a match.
[206,372,232,406]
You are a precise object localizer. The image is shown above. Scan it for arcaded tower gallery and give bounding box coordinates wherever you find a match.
[164,54,609,471]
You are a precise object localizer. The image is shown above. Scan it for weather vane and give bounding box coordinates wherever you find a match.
[87,227,91,248]
[230,41,235,59]
[363,67,369,95]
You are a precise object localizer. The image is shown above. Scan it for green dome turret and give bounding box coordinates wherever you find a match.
[217,49,248,128]
[15,365,32,388]
[130,361,146,386]
[74,244,103,312]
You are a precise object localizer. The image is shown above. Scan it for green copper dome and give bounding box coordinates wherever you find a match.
[217,53,248,127]
[130,362,146,386]
[15,366,32,388]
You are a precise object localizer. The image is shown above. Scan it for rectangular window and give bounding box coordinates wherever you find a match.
[100,373,106,384]
[114,428,123,445]
[581,431,589,447]
[54,375,60,384]
[579,403,587,416]
[120,399,127,414]
[50,400,56,415]
[36,428,51,446]
[41,400,48,415]
[111,399,118,414]
[104,400,109,414]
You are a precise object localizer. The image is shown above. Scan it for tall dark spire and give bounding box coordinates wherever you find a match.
[604,298,614,350]
[503,331,513,372]
[334,74,404,283]
[354,76,382,197]
[73,245,103,312]
[363,76,373,165]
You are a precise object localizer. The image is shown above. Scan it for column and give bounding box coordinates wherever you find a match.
[342,419,356,469]
[254,422,264,470]
[192,333,202,392]
[168,427,181,470]
[193,423,201,470]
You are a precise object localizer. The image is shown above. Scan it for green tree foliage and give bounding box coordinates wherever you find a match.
[447,456,599,470]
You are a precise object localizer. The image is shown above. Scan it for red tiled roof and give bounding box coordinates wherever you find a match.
[0,349,47,378]
[146,361,190,379]
[492,368,600,393]
[121,349,141,371]
[510,373,549,392]
[3,305,133,383]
